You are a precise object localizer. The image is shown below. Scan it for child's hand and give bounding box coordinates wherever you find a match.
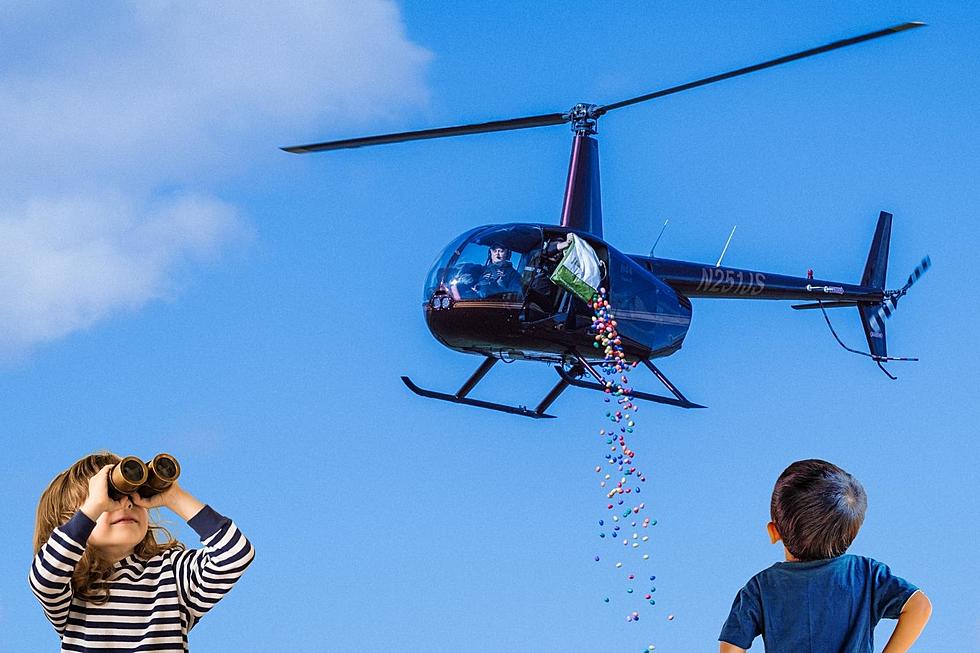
[131,481,205,522]
[130,481,181,511]
[79,465,131,521]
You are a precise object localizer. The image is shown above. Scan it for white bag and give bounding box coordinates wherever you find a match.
[550,234,602,302]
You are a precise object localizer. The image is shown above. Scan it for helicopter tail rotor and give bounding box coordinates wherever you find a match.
[860,255,932,339]
[849,256,931,378]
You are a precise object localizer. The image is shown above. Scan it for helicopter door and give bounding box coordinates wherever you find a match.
[524,231,608,323]
[605,248,691,354]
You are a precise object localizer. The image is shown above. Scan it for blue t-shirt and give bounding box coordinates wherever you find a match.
[719,555,918,652]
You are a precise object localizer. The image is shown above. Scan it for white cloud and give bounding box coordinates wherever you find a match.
[0,193,241,355]
[0,1,431,355]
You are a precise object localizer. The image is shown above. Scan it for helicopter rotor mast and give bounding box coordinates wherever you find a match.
[560,104,604,236]
[282,22,923,235]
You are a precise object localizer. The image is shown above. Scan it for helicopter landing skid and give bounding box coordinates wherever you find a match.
[401,356,575,419]
[555,353,705,410]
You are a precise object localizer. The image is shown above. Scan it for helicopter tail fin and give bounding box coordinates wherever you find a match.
[859,255,932,360]
[861,211,892,289]
[857,302,888,359]
[815,212,928,378]
[856,211,893,358]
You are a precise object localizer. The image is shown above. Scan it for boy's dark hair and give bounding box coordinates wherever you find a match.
[771,459,867,561]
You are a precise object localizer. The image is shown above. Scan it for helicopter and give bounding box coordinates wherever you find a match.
[283,22,930,419]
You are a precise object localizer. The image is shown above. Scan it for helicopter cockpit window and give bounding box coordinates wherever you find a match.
[423,226,482,302]
[429,225,543,302]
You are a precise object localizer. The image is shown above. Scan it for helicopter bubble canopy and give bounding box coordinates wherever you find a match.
[424,225,543,303]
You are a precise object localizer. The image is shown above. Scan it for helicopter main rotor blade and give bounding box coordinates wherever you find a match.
[282,112,568,153]
[283,22,923,154]
[595,22,924,115]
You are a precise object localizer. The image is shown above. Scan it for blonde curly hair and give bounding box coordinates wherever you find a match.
[33,452,184,604]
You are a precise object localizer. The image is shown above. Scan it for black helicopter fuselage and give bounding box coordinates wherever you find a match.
[423,223,689,364]
[422,222,884,367]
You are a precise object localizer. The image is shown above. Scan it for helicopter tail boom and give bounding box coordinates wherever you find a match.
[637,257,882,303]
[637,210,901,304]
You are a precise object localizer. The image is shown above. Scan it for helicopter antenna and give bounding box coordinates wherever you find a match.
[649,219,669,257]
[715,225,737,267]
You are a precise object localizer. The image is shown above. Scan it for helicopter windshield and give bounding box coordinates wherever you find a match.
[425,225,543,302]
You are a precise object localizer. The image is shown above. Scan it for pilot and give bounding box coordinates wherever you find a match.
[477,241,521,297]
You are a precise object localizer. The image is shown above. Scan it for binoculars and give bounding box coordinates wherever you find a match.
[108,453,181,500]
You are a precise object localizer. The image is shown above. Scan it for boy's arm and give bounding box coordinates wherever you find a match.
[881,590,932,653]
[718,578,762,651]
[134,484,255,626]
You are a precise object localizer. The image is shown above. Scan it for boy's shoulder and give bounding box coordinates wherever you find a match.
[740,554,918,625]
[750,554,880,581]
[748,554,902,593]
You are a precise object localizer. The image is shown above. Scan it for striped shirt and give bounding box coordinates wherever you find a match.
[29,506,254,652]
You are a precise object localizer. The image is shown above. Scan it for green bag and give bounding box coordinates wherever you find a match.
[550,234,602,302]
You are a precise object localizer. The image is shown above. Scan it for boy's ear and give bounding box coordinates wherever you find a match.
[767,521,781,544]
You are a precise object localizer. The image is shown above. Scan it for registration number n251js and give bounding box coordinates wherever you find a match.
[696,269,766,295]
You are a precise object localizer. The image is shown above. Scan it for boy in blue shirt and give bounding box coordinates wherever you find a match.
[719,459,931,653]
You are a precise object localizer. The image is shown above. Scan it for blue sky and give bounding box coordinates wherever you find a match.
[1,2,977,651]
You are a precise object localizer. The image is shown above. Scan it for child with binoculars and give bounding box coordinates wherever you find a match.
[30,452,254,653]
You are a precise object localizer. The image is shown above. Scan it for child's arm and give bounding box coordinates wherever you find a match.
[134,483,255,627]
[28,465,130,635]
[881,590,932,653]
[718,577,762,652]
